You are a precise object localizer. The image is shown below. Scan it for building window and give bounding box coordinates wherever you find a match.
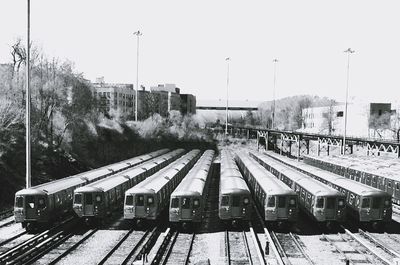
[337,111,344,117]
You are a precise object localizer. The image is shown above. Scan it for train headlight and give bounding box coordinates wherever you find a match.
[242,208,246,214]
[192,210,196,214]
[383,209,387,216]
[146,207,150,213]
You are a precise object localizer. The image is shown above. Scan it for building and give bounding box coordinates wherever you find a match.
[92,78,135,117]
[180,94,196,114]
[301,100,398,139]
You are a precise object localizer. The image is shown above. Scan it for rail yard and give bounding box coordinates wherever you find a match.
[2,143,400,265]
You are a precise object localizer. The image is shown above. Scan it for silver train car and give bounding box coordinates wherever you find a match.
[219,149,252,223]
[249,151,346,226]
[266,152,392,228]
[169,150,215,224]
[236,153,298,224]
[14,149,169,230]
[72,149,184,224]
[124,150,201,223]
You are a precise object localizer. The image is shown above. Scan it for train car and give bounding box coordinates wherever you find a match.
[265,151,392,228]
[13,149,169,230]
[169,150,215,225]
[249,151,346,227]
[72,149,185,224]
[235,153,298,225]
[124,149,201,224]
[218,149,252,224]
[303,155,400,205]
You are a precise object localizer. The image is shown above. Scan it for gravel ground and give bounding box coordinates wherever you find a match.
[0,222,25,242]
[0,216,15,227]
[356,231,397,264]
[299,235,346,265]
[57,230,127,265]
[189,232,226,265]
[370,233,400,254]
[165,233,193,265]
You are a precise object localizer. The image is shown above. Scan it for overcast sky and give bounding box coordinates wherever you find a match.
[1,0,399,103]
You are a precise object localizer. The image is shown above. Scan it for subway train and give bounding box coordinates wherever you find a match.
[249,151,346,227]
[13,149,169,230]
[303,155,400,204]
[218,149,252,224]
[72,149,185,224]
[235,152,298,225]
[124,150,201,224]
[266,151,392,228]
[169,150,215,225]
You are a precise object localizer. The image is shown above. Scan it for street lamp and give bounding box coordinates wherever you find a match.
[225,57,230,135]
[343,48,355,155]
[133,30,142,122]
[272,58,278,129]
[26,0,31,188]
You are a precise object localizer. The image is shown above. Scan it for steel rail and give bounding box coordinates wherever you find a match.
[97,228,135,265]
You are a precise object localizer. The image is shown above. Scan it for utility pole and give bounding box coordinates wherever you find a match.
[272,59,278,129]
[133,30,142,121]
[225,57,230,135]
[26,0,31,188]
[343,48,355,155]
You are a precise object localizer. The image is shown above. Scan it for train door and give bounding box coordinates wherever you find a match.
[231,195,241,217]
[84,193,94,215]
[276,196,287,218]
[181,197,192,219]
[369,197,382,220]
[324,197,336,220]
[135,194,145,216]
[25,196,37,219]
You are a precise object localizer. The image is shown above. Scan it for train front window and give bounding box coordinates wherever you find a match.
[243,197,249,205]
[326,198,335,209]
[278,197,286,208]
[182,198,191,209]
[171,198,179,208]
[221,196,229,206]
[232,196,240,207]
[384,199,391,207]
[125,195,134,206]
[95,195,102,203]
[147,196,154,206]
[74,194,82,204]
[316,198,324,208]
[38,198,46,209]
[361,198,370,208]
[15,196,23,208]
[193,199,200,209]
[338,198,345,208]
[267,197,275,207]
[289,198,296,207]
[26,196,35,209]
[136,195,144,206]
[85,194,93,205]
[372,197,382,209]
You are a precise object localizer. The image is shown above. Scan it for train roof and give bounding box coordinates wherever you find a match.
[125,150,201,195]
[250,151,342,197]
[171,150,214,197]
[266,152,389,196]
[16,176,86,196]
[220,149,250,195]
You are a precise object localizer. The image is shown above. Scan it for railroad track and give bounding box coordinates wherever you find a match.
[0,209,13,221]
[225,229,255,265]
[357,229,400,262]
[270,231,314,265]
[0,217,76,265]
[0,230,28,249]
[321,228,392,265]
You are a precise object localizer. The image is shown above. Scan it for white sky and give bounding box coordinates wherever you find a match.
[1,0,399,103]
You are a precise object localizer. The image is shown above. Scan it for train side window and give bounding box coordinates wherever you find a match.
[182,198,191,209]
[15,196,23,208]
[85,194,93,205]
[349,194,354,204]
[397,183,400,190]
[267,197,275,207]
[193,199,200,209]
[74,194,82,204]
[147,196,154,206]
[361,198,370,208]
[125,195,134,206]
[221,196,229,206]
[232,196,240,207]
[278,197,286,208]
[388,181,392,188]
[316,198,324,208]
[136,195,144,206]
[26,196,35,209]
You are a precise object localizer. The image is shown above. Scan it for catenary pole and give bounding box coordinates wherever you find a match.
[26,0,31,188]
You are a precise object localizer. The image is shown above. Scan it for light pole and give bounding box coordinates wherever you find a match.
[272,58,278,129]
[26,0,31,188]
[343,48,355,155]
[133,30,142,122]
[225,57,230,135]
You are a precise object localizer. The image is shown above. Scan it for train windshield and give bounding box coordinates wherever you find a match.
[361,198,370,208]
[267,197,275,207]
[338,198,345,208]
[289,198,296,207]
[278,197,286,208]
[147,196,154,206]
[182,198,191,209]
[85,194,93,205]
[125,195,134,206]
[316,198,324,208]
[38,197,46,209]
[26,196,35,209]
[221,196,229,206]
[232,196,240,207]
[15,196,23,208]
[95,195,102,203]
[193,199,200,209]
[136,195,144,206]
[74,194,82,204]
[171,198,179,208]
[372,197,382,209]
[384,199,391,207]
[243,197,249,205]
[326,198,335,209]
